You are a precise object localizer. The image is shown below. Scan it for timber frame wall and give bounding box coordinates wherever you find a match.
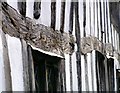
[0,0,120,92]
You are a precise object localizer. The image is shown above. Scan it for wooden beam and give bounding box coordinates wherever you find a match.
[18,0,26,17]
[33,1,41,19]
[105,1,110,43]
[21,39,30,91]
[69,55,73,92]
[60,2,66,33]
[83,2,86,37]
[103,1,107,45]
[21,39,36,91]
[27,45,36,91]
[69,1,74,92]
[51,2,56,30]
[69,2,74,34]
[74,1,81,92]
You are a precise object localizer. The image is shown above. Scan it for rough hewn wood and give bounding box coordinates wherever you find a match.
[2,2,74,57]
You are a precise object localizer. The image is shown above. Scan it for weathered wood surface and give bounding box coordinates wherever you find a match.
[2,2,74,57]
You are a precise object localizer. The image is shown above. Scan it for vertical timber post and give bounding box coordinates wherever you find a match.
[27,45,36,91]
[21,39,30,91]
[69,1,74,92]
[74,1,81,92]
[51,2,56,30]
[18,0,26,17]
[33,0,41,19]
[60,1,66,33]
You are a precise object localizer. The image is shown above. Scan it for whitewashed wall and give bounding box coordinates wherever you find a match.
[6,35,24,91]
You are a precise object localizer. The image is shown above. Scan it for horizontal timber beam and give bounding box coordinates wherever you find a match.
[2,2,75,57]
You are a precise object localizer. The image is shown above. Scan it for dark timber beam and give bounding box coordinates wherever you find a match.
[27,45,36,91]
[60,1,66,33]
[69,1,74,34]
[83,2,86,37]
[74,1,81,92]
[33,1,41,19]
[69,1,74,92]
[51,2,56,30]
[18,0,26,17]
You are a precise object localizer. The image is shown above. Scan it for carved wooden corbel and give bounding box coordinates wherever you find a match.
[2,2,75,57]
[81,36,104,54]
[81,36,119,57]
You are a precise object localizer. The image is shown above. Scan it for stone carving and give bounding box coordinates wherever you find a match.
[2,2,74,57]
